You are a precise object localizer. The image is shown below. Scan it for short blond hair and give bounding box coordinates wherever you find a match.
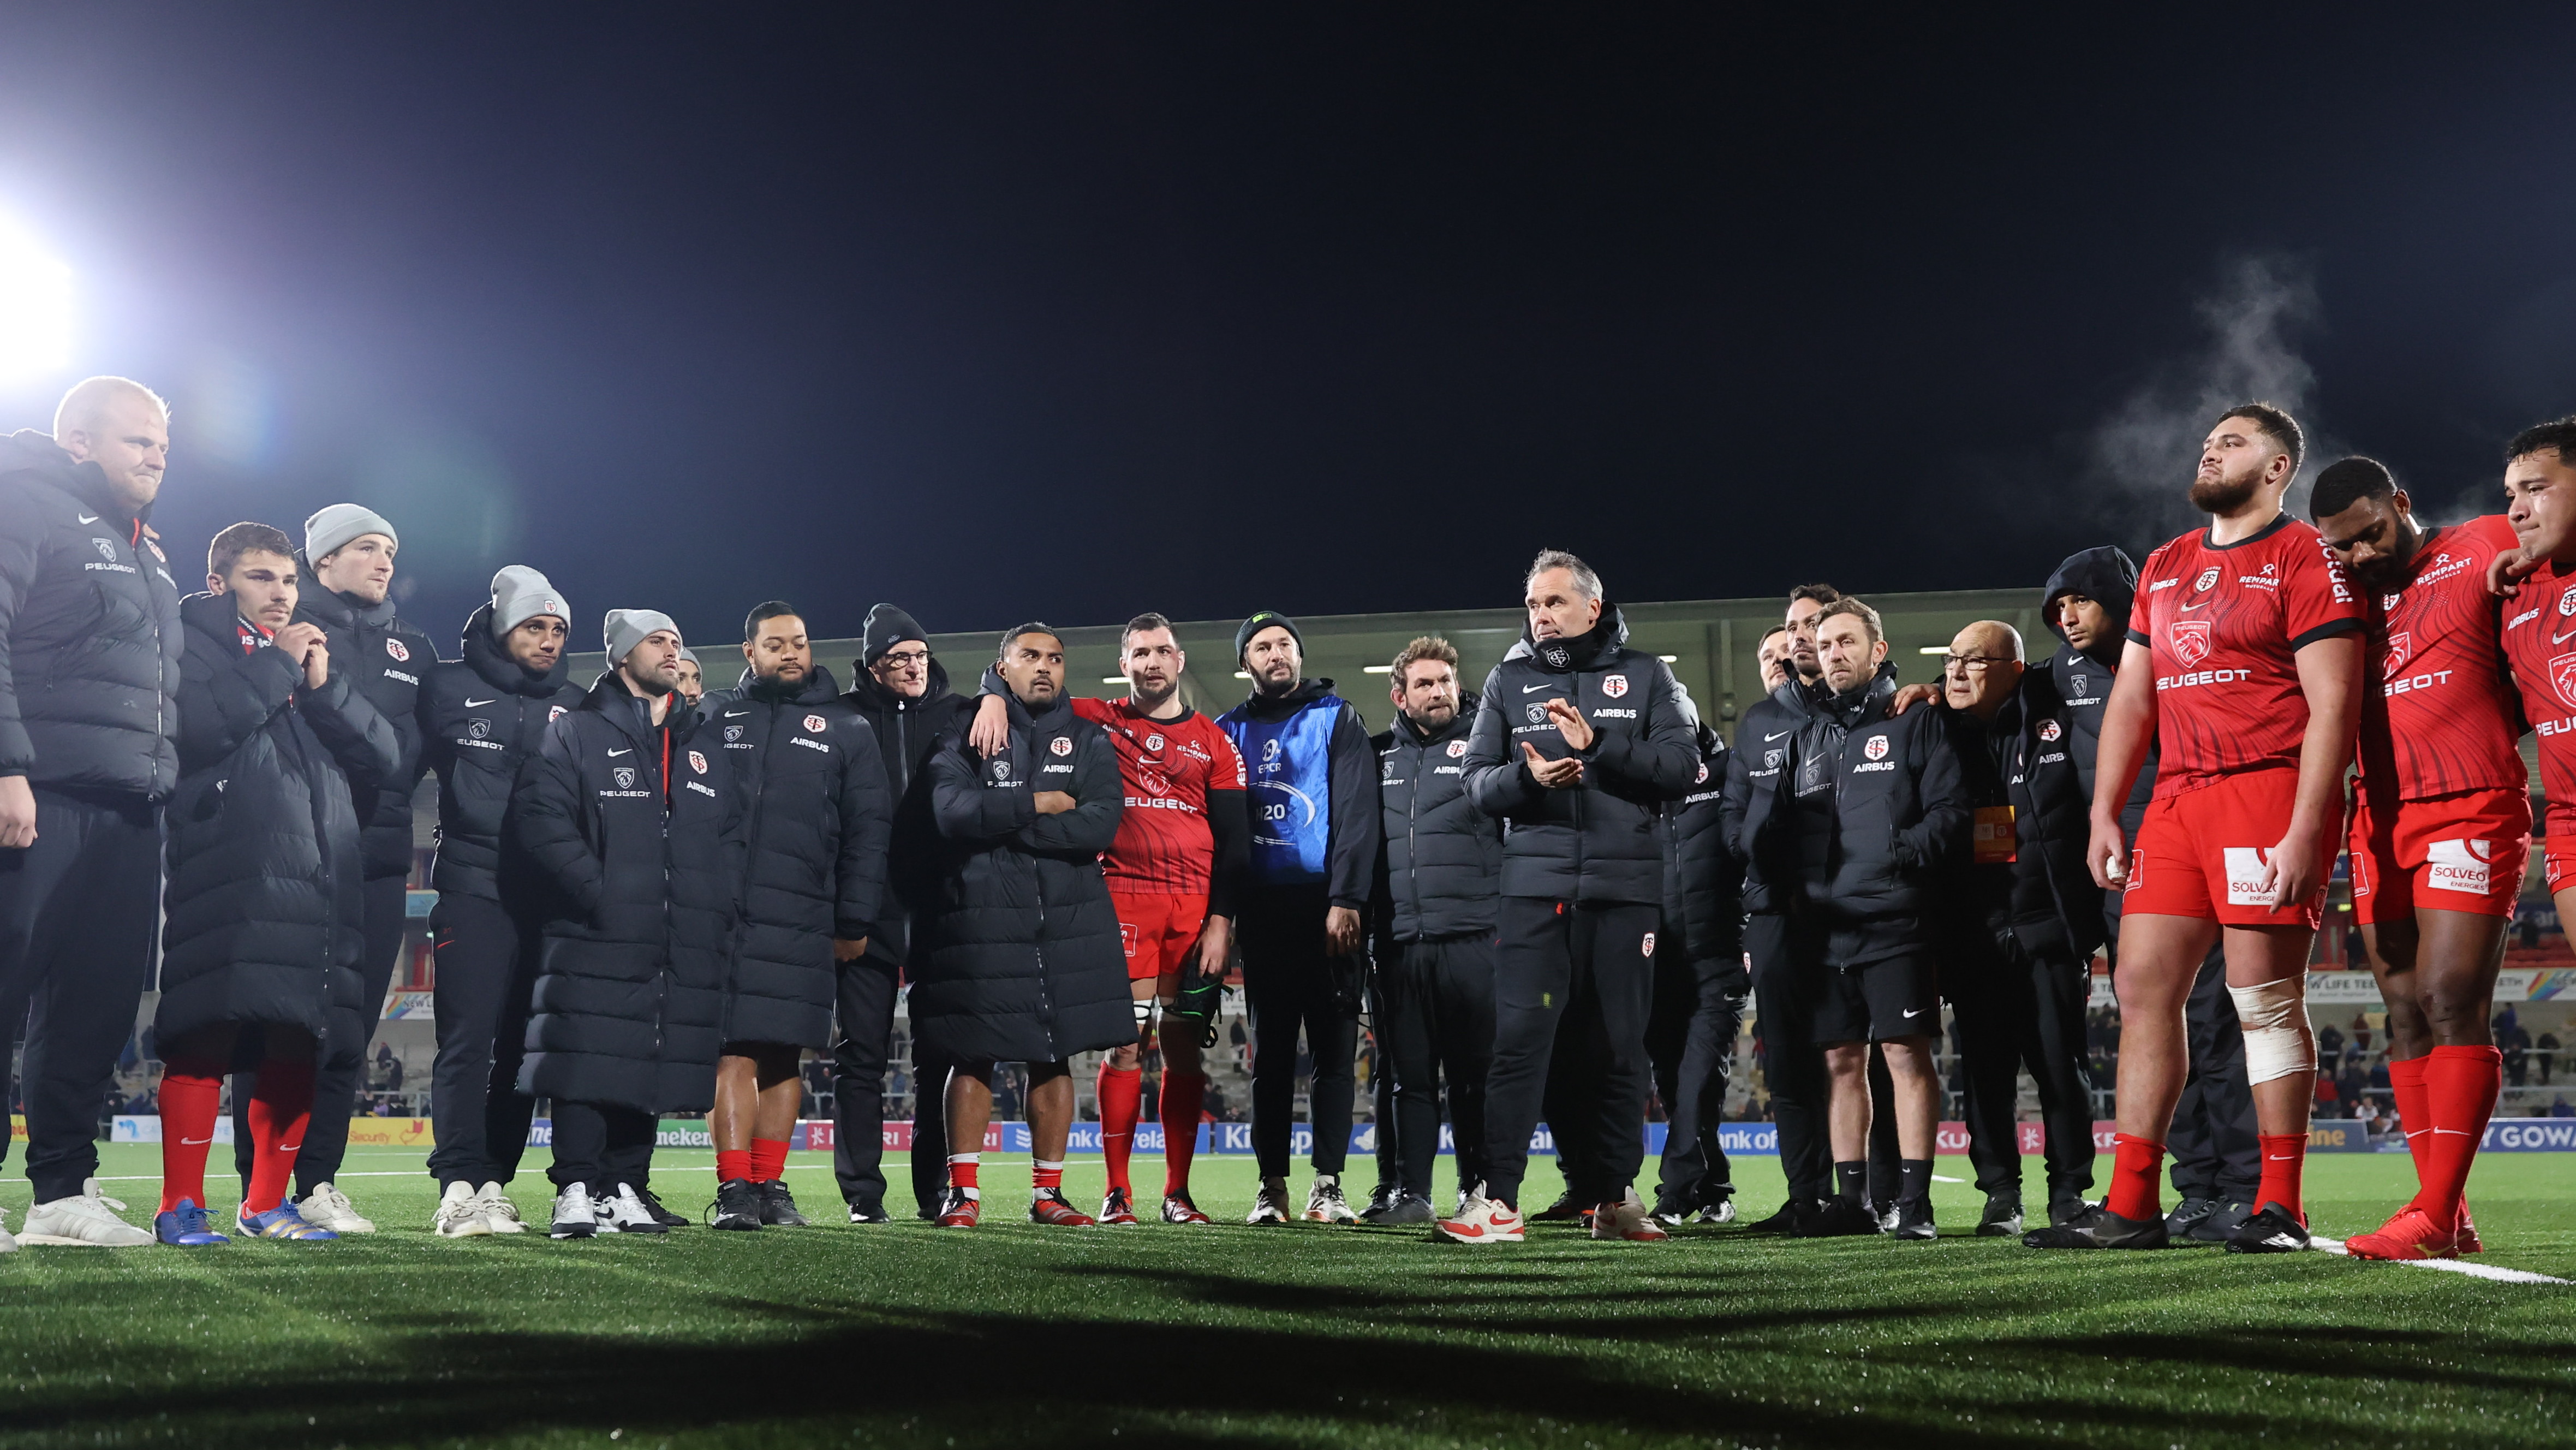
[1390,635,1458,686]
[53,376,168,443]
[1815,596,1883,646]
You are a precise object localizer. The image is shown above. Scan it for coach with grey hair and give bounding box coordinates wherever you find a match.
[1444,549,1700,1245]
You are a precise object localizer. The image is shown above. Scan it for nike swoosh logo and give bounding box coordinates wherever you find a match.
[2430,1128,2474,1136]
[607,748,631,757]
[1522,684,1552,693]
[2554,627,2576,645]
[2264,1153,2298,1161]
[724,709,748,717]
[2179,602,2206,612]
[76,514,98,524]
[1902,1007,1925,1019]
[463,698,496,708]
[1764,730,1791,741]
[180,1136,212,1145]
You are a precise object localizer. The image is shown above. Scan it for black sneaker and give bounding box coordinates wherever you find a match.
[915,1198,943,1222]
[1888,1196,1936,1241]
[634,1185,689,1228]
[2192,1199,2255,1244]
[2047,1196,2091,1227]
[1530,1191,1590,1223]
[2022,1204,2169,1249]
[708,1178,763,1231]
[1742,1199,1807,1234]
[1796,1198,1881,1238]
[1650,1188,1693,1228]
[2225,1203,2311,1255]
[2164,1196,2220,1238]
[1977,1192,2024,1238]
[846,1201,891,1225]
[1361,1183,1400,1220]
[758,1180,809,1227]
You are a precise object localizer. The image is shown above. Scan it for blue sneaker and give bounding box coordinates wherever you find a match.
[155,1198,229,1247]
[236,1200,338,1241]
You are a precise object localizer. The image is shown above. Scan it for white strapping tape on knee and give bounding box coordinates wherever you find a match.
[1132,996,1156,1029]
[2228,976,2316,1086]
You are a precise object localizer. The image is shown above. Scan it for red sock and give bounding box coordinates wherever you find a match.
[1033,1159,1064,1193]
[157,1056,226,1214]
[1096,1064,1142,1193]
[2105,1132,2164,1222]
[748,1137,790,1185]
[716,1149,752,1184]
[2388,1054,2432,1192]
[947,1155,980,1193]
[245,1055,314,1215]
[1161,1069,1207,1198]
[2257,1133,2306,1222]
[2412,1044,2502,1225]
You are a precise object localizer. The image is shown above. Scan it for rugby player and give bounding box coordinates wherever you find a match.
[2311,457,2521,1259]
[969,613,1249,1223]
[2028,403,2363,1253]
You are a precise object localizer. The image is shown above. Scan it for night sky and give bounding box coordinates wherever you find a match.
[2,6,2571,653]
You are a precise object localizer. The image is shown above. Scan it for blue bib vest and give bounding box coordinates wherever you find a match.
[1223,694,1340,886]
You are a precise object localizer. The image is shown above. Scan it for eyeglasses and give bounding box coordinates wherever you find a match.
[1941,654,2014,673]
[879,650,931,668]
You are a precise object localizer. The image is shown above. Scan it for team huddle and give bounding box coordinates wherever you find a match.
[0,375,2562,1261]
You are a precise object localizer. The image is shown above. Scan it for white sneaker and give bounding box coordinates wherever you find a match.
[476,1181,527,1234]
[1591,1187,1669,1243]
[1245,1176,1292,1225]
[20,1179,152,1247]
[1303,1173,1358,1223]
[549,1184,598,1240]
[433,1181,493,1238]
[596,1183,669,1235]
[298,1182,377,1234]
[1434,1182,1525,1244]
[0,1205,16,1253]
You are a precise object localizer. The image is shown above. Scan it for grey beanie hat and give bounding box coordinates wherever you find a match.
[489,566,568,639]
[604,608,681,667]
[676,645,700,666]
[304,503,398,563]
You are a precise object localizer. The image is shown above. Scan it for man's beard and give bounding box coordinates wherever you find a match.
[1129,675,1177,709]
[2189,471,2262,515]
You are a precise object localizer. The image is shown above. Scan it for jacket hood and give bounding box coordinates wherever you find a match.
[0,429,147,526]
[981,670,1075,733]
[461,601,573,697]
[736,662,843,706]
[579,669,685,747]
[1236,675,1339,722]
[1391,691,1478,747]
[2041,546,2138,659]
[294,549,401,630]
[178,589,260,647]
[846,653,952,712]
[1505,600,1631,672]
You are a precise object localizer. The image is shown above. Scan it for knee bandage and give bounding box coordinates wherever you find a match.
[1132,995,1158,1030]
[2227,976,2316,1086]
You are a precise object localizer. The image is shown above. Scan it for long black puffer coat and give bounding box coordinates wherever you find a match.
[908,687,1132,1065]
[418,602,584,905]
[509,674,743,1113]
[842,656,976,973]
[156,591,399,1043]
[701,664,892,1049]
[292,552,436,879]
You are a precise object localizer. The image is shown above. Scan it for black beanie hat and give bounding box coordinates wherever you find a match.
[862,603,929,667]
[1236,610,1303,662]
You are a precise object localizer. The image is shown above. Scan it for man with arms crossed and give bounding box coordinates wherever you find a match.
[2028,403,2362,1253]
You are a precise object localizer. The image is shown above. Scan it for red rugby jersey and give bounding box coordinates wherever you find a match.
[2497,556,2576,840]
[1073,696,1248,895]
[2355,513,2526,801]
[2127,513,2364,799]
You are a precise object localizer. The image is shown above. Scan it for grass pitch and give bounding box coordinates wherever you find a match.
[0,1145,2568,1448]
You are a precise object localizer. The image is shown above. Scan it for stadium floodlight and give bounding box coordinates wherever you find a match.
[0,222,73,382]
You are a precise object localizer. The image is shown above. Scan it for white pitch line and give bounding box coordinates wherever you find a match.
[2309,1233,2572,1286]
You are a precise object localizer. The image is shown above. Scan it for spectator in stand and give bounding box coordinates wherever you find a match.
[2318,1020,2345,1078]
[2502,1024,2530,1088]
[2538,1031,2560,1086]
[2550,1095,2573,1118]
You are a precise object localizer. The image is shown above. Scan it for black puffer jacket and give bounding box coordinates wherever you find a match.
[509,675,743,1113]
[1370,695,1500,946]
[1988,668,2104,960]
[1661,722,1744,987]
[1763,663,1970,923]
[0,430,181,797]
[293,554,436,879]
[843,656,976,972]
[157,592,399,1043]
[2042,546,2152,837]
[909,688,1132,1065]
[702,664,892,1049]
[418,603,584,904]
[1463,602,1700,905]
[1719,676,1817,914]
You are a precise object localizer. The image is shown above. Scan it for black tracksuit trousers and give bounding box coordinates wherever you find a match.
[1241,884,1358,1180]
[1377,932,1494,1200]
[1482,896,1656,1208]
[1948,931,2098,1202]
[421,891,544,1190]
[2169,944,2260,1202]
[832,947,950,1217]
[0,788,162,1202]
[1746,911,1832,1204]
[1648,946,1741,1206]
[548,1100,656,1195]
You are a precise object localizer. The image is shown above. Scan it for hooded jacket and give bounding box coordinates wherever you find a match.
[1988,665,2105,960]
[156,591,400,1044]
[418,602,585,905]
[1217,678,1380,911]
[843,652,977,971]
[1720,675,1819,914]
[1661,721,1745,986]
[1462,602,1701,905]
[2041,545,2153,836]
[293,552,437,879]
[907,687,1133,1065]
[1761,661,1971,936]
[508,674,743,1113]
[1369,693,1501,946]
[701,663,892,1049]
[0,430,182,798]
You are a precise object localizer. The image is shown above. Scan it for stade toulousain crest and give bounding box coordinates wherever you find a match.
[1863,735,1889,760]
[2169,618,2213,668]
[2552,652,2576,711]
[2386,633,2412,675]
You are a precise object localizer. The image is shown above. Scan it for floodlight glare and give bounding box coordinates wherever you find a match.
[0,223,73,381]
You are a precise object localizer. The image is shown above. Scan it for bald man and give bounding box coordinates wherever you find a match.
[0,378,184,1248]
[1929,620,2103,1232]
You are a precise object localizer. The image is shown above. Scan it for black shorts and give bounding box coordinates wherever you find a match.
[1811,954,1938,1044]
